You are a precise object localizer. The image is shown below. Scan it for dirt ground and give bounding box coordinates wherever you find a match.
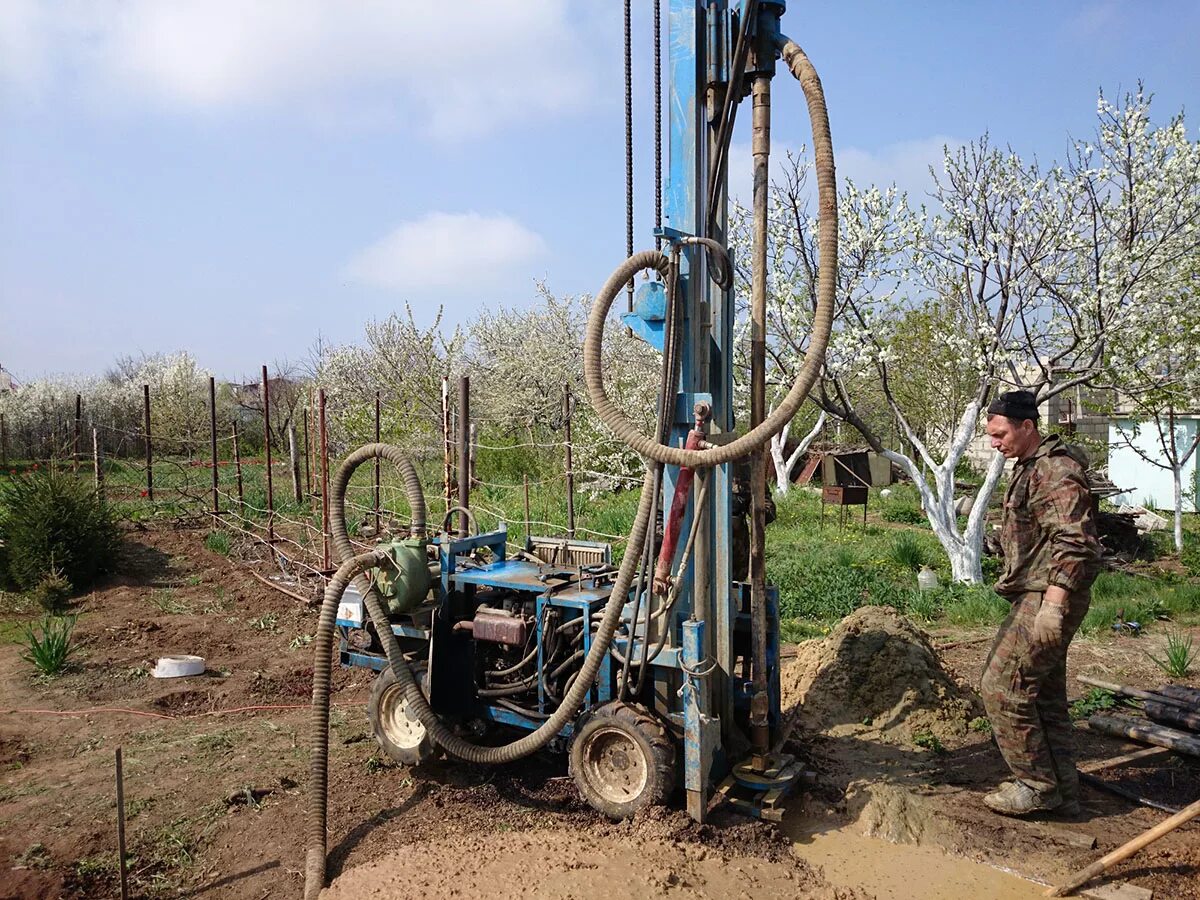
[1,525,1198,899]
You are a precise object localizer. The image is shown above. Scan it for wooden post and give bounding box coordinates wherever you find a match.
[319,388,330,571]
[563,385,575,539]
[209,376,219,515]
[374,390,381,535]
[261,365,274,542]
[288,422,302,505]
[457,376,470,537]
[93,428,103,497]
[115,748,129,900]
[442,376,453,515]
[73,394,82,473]
[231,423,244,509]
[143,384,153,501]
[0,412,6,468]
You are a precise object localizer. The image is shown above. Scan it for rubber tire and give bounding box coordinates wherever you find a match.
[569,702,675,820]
[367,663,437,767]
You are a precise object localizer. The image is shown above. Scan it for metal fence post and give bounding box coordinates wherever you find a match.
[74,394,82,473]
[288,422,302,505]
[442,376,452,516]
[319,388,330,571]
[563,385,575,539]
[457,376,470,537]
[231,422,244,509]
[209,376,219,515]
[261,365,274,543]
[1,412,7,468]
[374,389,381,535]
[143,385,153,501]
[302,404,313,496]
[93,428,104,497]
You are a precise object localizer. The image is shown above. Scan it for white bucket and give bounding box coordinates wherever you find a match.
[152,655,206,678]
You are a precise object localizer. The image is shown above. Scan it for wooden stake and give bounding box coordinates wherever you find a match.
[143,384,153,501]
[288,422,302,505]
[1047,797,1200,896]
[232,423,244,509]
[261,365,274,543]
[93,428,103,497]
[115,748,129,900]
[209,376,219,515]
[73,393,81,473]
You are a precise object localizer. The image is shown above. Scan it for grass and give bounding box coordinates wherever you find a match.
[1146,629,1197,677]
[1070,688,1118,720]
[21,615,78,675]
[203,530,232,555]
[1080,571,1200,636]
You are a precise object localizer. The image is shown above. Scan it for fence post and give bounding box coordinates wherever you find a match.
[231,422,244,509]
[261,365,274,543]
[302,405,313,496]
[288,422,302,505]
[457,376,470,537]
[1,412,7,468]
[442,376,452,516]
[523,474,531,546]
[93,428,104,497]
[319,388,330,571]
[209,376,219,516]
[374,389,381,535]
[563,385,575,539]
[143,385,153,501]
[74,394,82,473]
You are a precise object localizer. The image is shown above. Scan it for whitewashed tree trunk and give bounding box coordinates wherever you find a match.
[1173,466,1184,552]
[770,410,826,496]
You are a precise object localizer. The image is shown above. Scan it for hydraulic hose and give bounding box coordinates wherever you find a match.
[306,548,390,900]
[329,443,660,765]
[582,37,837,470]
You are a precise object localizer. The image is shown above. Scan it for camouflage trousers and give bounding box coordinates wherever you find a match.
[980,589,1090,795]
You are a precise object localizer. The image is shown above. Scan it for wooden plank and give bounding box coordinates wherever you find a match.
[1079,746,1171,774]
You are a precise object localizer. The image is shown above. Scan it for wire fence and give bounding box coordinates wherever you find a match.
[1,371,630,601]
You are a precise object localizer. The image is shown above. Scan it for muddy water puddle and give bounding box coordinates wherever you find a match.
[787,813,1048,899]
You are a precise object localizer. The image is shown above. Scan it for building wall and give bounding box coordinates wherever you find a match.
[1108,417,1199,513]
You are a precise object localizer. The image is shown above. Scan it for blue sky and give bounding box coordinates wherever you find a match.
[1,1,1196,382]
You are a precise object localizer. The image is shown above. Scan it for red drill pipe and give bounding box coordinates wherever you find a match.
[653,427,704,594]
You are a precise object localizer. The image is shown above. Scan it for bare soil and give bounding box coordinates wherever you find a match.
[0,526,1197,899]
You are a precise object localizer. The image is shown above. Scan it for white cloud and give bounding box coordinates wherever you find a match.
[0,1,594,138]
[345,212,546,292]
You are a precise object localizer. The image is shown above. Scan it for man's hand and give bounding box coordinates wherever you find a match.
[1032,600,1064,651]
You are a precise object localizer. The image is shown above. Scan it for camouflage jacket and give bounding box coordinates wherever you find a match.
[994,434,1100,598]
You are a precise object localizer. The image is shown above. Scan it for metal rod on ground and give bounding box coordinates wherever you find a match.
[288,422,302,505]
[209,376,219,516]
[523,474,531,546]
[442,375,452,516]
[232,423,244,508]
[747,70,772,764]
[1046,797,1200,896]
[143,384,153,501]
[261,365,274,543]
[115,747,129,900]
[374,390,381,535]
[457,376,470,538]
[563,385,575,539]
[73,394,81,473]
[319,388,330,571]
[1078,772,1181,814]
[1088,714,1200,757]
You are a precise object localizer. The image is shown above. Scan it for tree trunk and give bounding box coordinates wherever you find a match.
[1173,464,1184,553]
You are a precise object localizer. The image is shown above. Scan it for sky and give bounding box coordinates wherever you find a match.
[1,0,1197,383]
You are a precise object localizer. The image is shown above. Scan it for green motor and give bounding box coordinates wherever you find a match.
[373,537,432,615]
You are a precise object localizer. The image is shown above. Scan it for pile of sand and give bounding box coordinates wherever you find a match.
[780,606,981,744]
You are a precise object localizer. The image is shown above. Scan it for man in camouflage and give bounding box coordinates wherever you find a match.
[980,390,1100,817]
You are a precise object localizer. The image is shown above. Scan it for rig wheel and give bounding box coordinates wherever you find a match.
[367,663,437,767]
[569,702,675,819]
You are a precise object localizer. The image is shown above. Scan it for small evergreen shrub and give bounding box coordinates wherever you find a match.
[0,470,119,594]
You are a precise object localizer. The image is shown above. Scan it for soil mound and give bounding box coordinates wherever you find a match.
[780,606,981,743]
[322,828,860,900]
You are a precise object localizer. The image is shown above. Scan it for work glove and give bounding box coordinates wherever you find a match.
[1031,601,1064,651]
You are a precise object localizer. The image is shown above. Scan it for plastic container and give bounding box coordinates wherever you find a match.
[917,566,939,593]
[152,655,206,678]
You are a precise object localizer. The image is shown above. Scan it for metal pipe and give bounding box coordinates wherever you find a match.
[563,385,575,539]
[262,365,275,543]
[457,376,470,537]
[748,72,771,760]
[143,384,153,502]
[209,376,219,515]
[318,388,330,571]
[374,390,381,534]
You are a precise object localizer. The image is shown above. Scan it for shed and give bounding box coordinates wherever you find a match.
[1108,415,1199,513]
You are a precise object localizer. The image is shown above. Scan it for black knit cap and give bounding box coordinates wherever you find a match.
[987,390,1039,422]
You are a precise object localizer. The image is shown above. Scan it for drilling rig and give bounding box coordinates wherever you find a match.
[306,2,836,894]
